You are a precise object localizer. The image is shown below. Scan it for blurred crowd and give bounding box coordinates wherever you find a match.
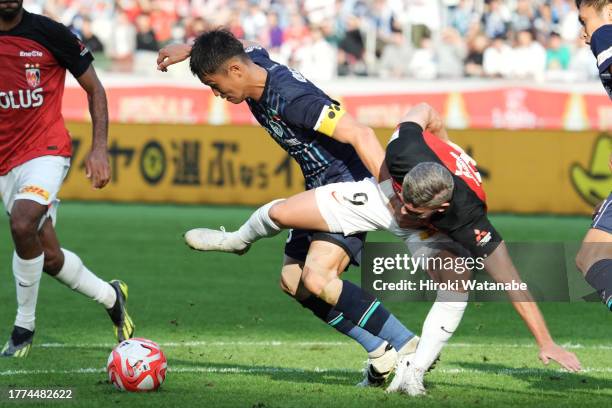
[24,0,600,81]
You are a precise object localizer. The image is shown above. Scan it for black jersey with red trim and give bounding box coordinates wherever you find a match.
[0,10,93,175]
[385,121,501,258]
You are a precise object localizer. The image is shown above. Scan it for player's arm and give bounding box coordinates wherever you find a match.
[447,211,581,371]
[482,242,581,372]
[157,40,261,71]
[328,112,389,181]
[76,66,110,189]
[43,17,111,188]
[400,102,449,142]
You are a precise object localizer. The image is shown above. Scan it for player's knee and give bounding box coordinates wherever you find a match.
[279,270,298,297]
[42,248,64,275]
[9,215,38,241]
[576,244,604,276]
[301,265,335,296]
[268,201,284,226]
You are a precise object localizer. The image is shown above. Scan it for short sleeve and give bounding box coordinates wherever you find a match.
[283,96,346,137]
[446,210,503,258]
[42,18,93,78]
[591,25,612,74]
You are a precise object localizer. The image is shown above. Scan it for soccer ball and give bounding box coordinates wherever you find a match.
[107,338,167,392]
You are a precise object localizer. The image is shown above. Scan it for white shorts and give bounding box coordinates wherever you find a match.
[0,155,70,226]
[314,177,468,259]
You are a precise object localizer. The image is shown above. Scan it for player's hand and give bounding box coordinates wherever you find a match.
[157,44,192,72]
[85,147,111,189]
[538,343,581,372]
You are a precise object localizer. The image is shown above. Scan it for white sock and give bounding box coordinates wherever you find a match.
[54,249,116,309]
[13,252,44,331]
[235,199,284,244]
[412,290,468,371]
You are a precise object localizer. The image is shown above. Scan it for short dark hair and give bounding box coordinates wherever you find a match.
[402,162,454,207]
[189,29,247,77]
[576,0,610,11]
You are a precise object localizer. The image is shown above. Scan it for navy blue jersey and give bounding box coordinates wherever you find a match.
[590,24,612,100]
[244,46,370,189]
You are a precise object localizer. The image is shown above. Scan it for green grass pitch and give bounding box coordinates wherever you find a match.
[0,203,610,408]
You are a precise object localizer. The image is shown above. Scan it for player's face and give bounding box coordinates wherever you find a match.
[578,4,612,44]
[0,0,23,20]
[401,202,449,220]
[200,63,247,104]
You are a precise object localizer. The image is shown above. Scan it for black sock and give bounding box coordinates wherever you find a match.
[335,280,389,333]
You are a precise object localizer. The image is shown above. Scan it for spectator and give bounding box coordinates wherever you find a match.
[508,30,547,80]
[465,33,489,77]
[378,31,413,78]
[338,15,366,76]
[294,27,337,81]
[448,0,478,37]
[265,13,284,51]
[107,10,136,72]
[408,36,438,80]
[242,3,267,42]
[509,0,535,34]
[81,17,104,54]
[437,27,468,78]
[135,13,159,52]
[546,32,571,71]
[483,0,509,39]
[483,34,512,78]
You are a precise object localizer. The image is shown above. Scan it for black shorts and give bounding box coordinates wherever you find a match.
[592,192,612,234]
[284,229,367,267]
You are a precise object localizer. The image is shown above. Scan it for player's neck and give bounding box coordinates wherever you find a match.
[0,9,24,32]
[247,64,268,102]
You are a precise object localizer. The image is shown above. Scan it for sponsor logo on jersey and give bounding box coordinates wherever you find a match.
[474,229,492,247]
[18,185,50,201]
[25,64,41,88]
[0,88,44,109]
[288,67,307,83]
[20,50,43,58]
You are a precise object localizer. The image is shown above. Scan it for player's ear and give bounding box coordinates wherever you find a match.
[437,202,451,212]
[227,59,243,78]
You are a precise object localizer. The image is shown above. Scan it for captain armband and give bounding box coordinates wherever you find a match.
[313,103,346,137]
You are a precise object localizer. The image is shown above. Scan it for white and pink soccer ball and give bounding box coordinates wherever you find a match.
[107,338,167,392]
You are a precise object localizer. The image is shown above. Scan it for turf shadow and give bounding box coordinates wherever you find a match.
[168,358,360,387]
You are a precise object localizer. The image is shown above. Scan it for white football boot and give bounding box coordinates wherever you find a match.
[385,335,421,393]
[184,227,250,254]
[386,354,427,396]
[356,342,397,387]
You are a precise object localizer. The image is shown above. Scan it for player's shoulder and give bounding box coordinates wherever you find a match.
[22,10,73,37]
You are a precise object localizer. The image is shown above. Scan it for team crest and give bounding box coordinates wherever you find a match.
[25,64,41,88]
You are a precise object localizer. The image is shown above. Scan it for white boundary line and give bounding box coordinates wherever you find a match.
[35,341,612,350]
[2,366,612,377]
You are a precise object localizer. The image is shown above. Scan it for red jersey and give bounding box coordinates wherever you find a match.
[0,10,93,175]
[386,121,501,258]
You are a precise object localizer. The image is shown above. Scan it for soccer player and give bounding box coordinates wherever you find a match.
[186,103,582,395]
[157,29,419,386]
[575,0,612,310]
[577,0,612,99]
[0,1,134,357]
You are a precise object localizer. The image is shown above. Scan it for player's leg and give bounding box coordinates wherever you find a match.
[301,238,418,357]
[1,198,47,357]
[280,230,398,386]
[388,248,470,396]
[576,228,612,310]
[185,178,389,253]
[38,217,134,341]
[300,236,420,386]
